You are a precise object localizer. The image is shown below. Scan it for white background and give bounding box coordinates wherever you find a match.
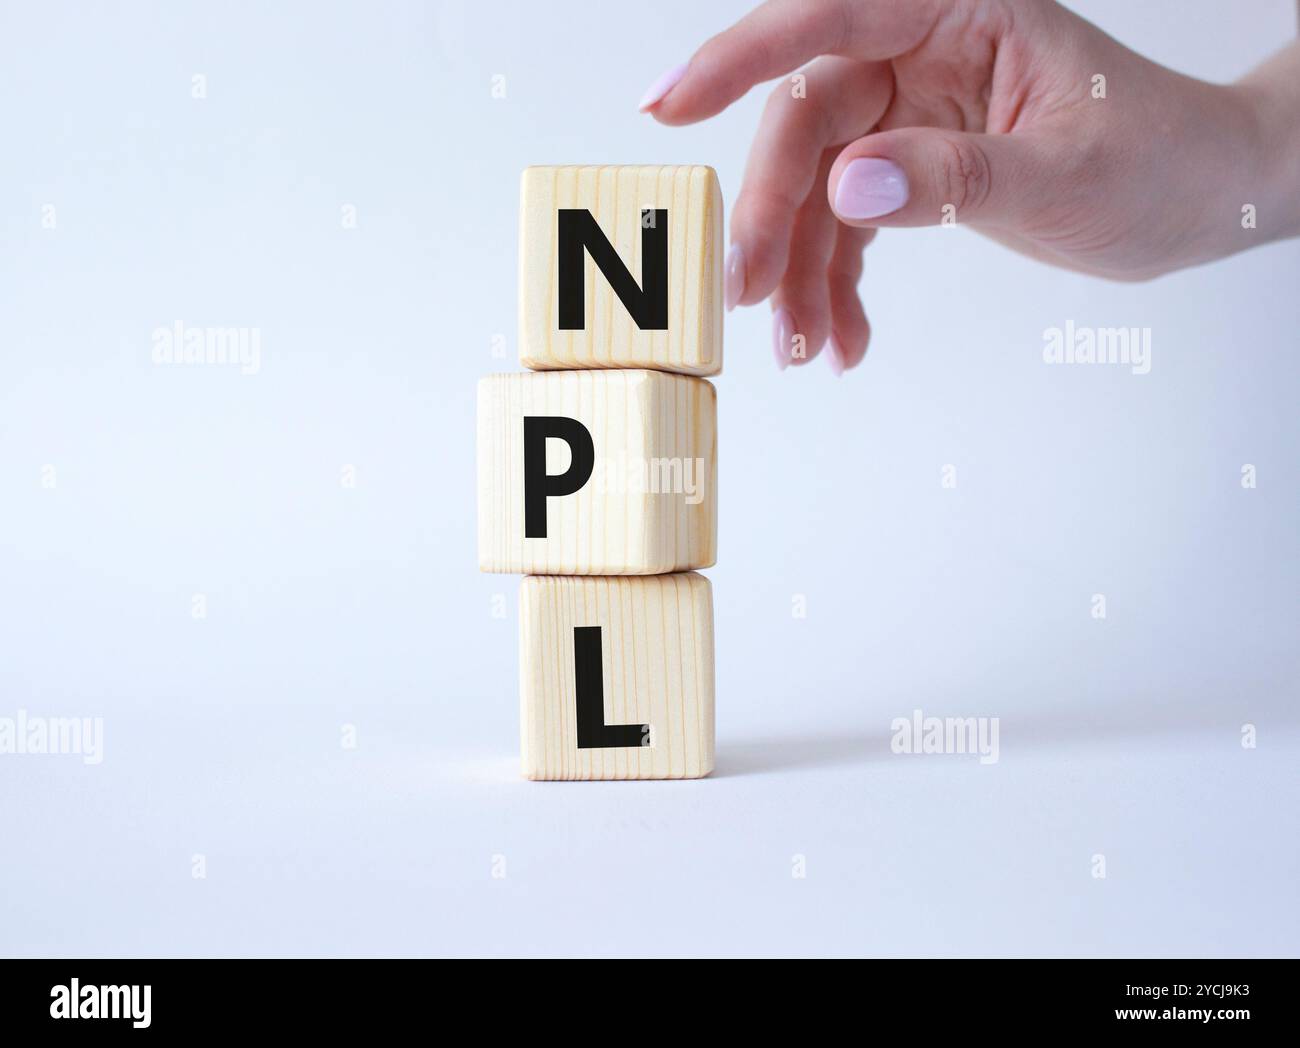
[1,0,1297,957]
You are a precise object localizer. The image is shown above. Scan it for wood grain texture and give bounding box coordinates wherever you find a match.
[519,573,715,780]
[477,370,717,575]
[519,165,723,377]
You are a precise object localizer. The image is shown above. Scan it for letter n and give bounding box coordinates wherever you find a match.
[557,209,668,330]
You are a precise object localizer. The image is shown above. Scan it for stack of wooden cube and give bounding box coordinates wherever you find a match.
[478,165,723,780]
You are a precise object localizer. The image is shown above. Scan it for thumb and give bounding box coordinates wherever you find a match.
[827,127,1051,229]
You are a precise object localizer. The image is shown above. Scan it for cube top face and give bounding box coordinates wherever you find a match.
[519,573,715,781]
[519,165,723,377]
[478,369,717,576]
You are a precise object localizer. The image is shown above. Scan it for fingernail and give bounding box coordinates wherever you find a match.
[826,336,845,378]
[772,308,795,371]
[638,62,688,112]
[834,157,909,219]
[723,243,745,312]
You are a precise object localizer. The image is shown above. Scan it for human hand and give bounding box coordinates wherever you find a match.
[639,0,1300,373]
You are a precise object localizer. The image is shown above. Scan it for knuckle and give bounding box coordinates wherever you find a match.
[734,184,798,234]
[936,135,992,215]
[828,244,866,284]
[760,79,793,118]
[761,74,833,141]
[694,32,729,71]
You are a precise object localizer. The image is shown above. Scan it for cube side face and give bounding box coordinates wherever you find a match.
[519,165,723,377]
[520,573,715,780]
[477,371,716,575]
[648,370,716,572]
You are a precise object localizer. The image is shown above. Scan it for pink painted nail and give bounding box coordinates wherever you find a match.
[772,308,795,371]
[834,157,909,219]
[826,336,845,377]
[638,63,688,112]
[724,243,745,312]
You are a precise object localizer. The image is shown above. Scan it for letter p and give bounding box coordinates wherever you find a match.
[523,416,594,538]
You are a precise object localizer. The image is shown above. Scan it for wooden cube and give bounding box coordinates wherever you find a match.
[519,165,723,377]
[478,370,716,575]
[519,573,715,780]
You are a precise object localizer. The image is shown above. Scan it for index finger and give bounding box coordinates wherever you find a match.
[644,0,938,125]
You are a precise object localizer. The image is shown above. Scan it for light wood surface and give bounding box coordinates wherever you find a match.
[519,573,715,780]
[478,370,717,575]
[519,165,723,377]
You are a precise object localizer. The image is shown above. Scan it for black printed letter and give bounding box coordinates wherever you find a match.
[523,416,594,539]
[557,209,668,330]
[573,626,648,749]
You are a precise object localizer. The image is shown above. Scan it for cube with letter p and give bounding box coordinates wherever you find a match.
[477,369,717,575]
